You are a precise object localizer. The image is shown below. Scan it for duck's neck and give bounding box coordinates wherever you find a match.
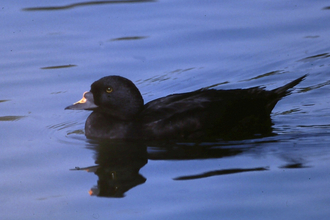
[85,111,136,139]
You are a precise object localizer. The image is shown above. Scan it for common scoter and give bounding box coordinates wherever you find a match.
[65,75,306,140]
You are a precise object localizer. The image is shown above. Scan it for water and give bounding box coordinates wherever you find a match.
[1,0,330,219]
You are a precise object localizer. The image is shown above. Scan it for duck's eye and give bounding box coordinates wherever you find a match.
[105,87,113,93]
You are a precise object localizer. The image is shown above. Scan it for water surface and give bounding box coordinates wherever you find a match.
[1,0,330,219]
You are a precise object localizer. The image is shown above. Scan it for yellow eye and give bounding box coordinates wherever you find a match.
[105,87,113,93]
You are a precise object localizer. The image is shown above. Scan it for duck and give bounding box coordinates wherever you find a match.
[65,75,306,140]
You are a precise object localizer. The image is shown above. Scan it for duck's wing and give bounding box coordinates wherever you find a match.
[142,90,216,119]
[139,75,306,140]
[140,89,270,139]
[139,90,223,139]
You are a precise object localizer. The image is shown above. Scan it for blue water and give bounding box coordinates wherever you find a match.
[1,0,330,219]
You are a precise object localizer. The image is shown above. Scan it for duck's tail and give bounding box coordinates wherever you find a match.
[266,74,307,113]
[272,74,307,97]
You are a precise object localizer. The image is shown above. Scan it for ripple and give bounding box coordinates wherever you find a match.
[22,0,156,11]
[136,67,197,85]
[67,129,85,135]
[298,79,330,92]
[46,120,87,145]
[109,36,148,41]
[41,64,77,70]
[47,121,80,131]
[297,53,330,63]
[297,124,330,129]
[273,108,301,116]
[241,70,285,82]
[0,116,26,121]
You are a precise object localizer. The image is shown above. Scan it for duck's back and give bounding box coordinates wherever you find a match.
[139,88,276,140]
[139,75,306,140]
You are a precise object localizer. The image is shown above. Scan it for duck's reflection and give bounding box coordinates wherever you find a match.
[73,141,147,198]
[72,134,313,198]
[72,140,275,198]
[147,143,268,180]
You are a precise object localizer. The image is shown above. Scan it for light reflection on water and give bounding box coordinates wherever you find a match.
[1,0,330,219]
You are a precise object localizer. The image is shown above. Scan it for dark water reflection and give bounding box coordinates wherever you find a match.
[78,141,148,198]
[297,53,330,62]
[173,167,268,181]
[73,137,311,198]
[22,0,155,11]
[41,64,77,70]
[0,115,26,121]
[109,36,148,41]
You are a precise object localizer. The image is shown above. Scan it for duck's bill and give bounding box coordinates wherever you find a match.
[65,91,98,110]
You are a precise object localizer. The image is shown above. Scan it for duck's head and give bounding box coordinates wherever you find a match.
[65,75,144,120]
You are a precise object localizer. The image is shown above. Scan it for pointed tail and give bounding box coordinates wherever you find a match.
[266,74,307,113]
[272,74,307,97]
